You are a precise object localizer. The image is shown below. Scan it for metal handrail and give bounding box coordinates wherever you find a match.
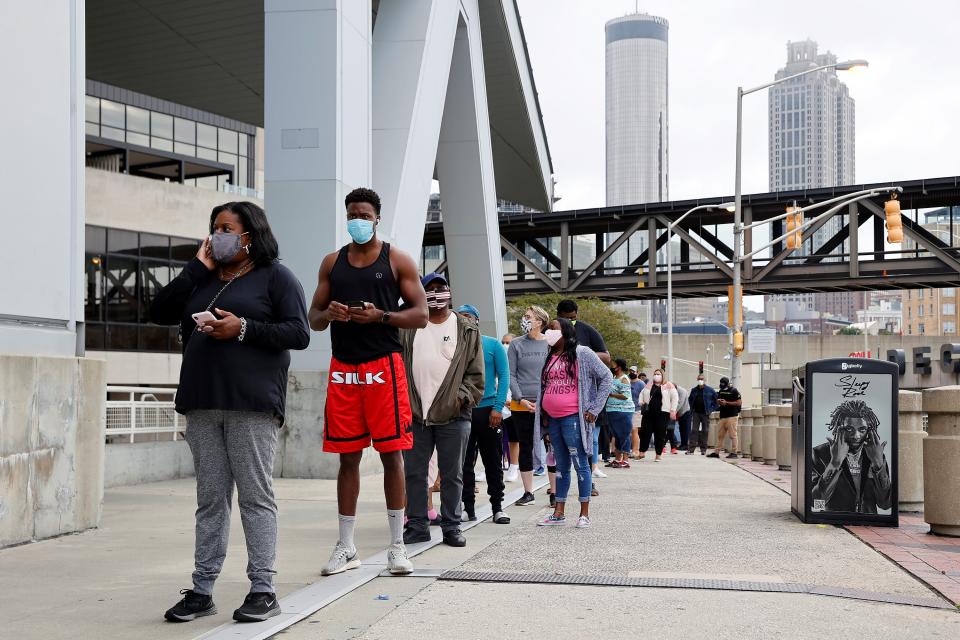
[105,386,181,443]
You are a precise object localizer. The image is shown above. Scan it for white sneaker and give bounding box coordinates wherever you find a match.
[593,469,608,479]
[321,541,360,576]
[387,543,413,575]
[476,471,486,483]
[576,516,591,529]
[504,466,519,482]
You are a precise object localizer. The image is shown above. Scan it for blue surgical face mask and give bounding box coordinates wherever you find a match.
[347,218,375,244]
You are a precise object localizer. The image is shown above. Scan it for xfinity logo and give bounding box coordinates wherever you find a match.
[841,362,863,371]
[331,371,386,384]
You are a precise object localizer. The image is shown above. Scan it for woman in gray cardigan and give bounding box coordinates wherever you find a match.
[534,318,612,528]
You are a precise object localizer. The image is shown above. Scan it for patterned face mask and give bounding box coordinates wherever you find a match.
[425,289,451,310]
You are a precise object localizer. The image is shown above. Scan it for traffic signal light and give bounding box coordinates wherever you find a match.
[660,359,667,372]
[733,330,745,355]
[698,360,704,374]
[885,196,903,244]
[785,206,803,251]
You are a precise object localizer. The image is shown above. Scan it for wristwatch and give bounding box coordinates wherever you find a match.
[380,310,392,324]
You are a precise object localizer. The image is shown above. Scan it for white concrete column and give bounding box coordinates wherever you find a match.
[264,0,372,369]
[435,8,508,338]
[922,386,960,536]
[898,390,924,512]
[371,0,460,256]
[762,405,778,465]
[776,405,792,470]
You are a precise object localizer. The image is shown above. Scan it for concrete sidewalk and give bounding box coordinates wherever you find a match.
[0,466,405,640]
[288,453,960,640]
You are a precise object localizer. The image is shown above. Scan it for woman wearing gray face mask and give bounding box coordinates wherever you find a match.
[150,201,310,624]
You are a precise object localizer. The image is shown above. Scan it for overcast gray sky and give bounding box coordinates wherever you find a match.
[516,0,960,211]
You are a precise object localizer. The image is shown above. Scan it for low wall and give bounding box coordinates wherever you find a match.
[0,354,105,548]
[104,441,195,488]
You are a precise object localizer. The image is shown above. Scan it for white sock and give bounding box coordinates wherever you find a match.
[338,514,357,552]
[508,464,519,472]
[387,509,405,546]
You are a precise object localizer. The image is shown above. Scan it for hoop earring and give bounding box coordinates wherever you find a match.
[244,244,252,254]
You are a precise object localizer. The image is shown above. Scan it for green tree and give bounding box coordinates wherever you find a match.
[505,294,647,370]
[837,327,863,335]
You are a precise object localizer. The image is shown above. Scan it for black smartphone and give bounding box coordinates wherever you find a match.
[346,300,365,309]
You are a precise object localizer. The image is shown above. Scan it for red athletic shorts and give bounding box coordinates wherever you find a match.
[323,352,413,454]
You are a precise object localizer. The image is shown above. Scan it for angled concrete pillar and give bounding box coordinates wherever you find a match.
[776,405,792,470]
[898,390,924,512]
[372,0,460,256]
[435,12,508,338]
[738,409,753,457]
[762,405,778,465]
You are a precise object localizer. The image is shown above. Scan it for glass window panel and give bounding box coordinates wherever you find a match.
[218,151,237,172]
[84,254,105,322]
[86,226,107,254]
[238,156,247,188]
[101,100,124,128]
[218,128,238,154]
[85,96,100,123]
[139,325,170,352]
[151,112,173,139]
[217,175,228,191]
[197,123,217,149]
[85,323,105,351]
[140,234,169,260]
[196,146,217,161]
[104,255,139,323]
[171,237,202,262]
[174,142,196,157]
[101,126,124,142]
[126,106,150,134]
[175,117,196,144]
[85,122,100,137]
[107,324,138,351]
[238,133,248,157]
[151,136,173,152]
[126,131,149,147]
[139,261,170,323]
[108,228,138,255]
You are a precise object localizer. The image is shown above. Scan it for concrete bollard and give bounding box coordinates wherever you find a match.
[750,409,765,462]
[738,409,753,457]
[708,411,719,448]
[776,405,792,470]
[762,405,778,465]
[898,390,924,512]
[922,387,960,536]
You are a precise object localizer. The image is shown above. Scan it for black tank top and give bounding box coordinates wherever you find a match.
[329,242,402,364]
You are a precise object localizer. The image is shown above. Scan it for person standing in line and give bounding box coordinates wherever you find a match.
[535,318,612,528]
[637,369,679,462]
[456,305,511,525]
[507,306,550,506]
[686,374,718,455]
[309,188,428,577]
[708,376,742,459]
[606,358,636,468]
[555,299,610,365]
[153,202,310,623]
[629,366,646,458]
[500,333,518,478]
[673,384,690,454]
[400,274,484,547]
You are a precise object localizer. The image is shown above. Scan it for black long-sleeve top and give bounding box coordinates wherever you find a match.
[150,258,310,421]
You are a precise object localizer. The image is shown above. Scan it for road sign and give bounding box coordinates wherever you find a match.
[748,328,777,353]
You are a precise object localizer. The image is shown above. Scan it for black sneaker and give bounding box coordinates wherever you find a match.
[233,592,280,623]
[442,529,467,547]
[515,491,535,506]
[403,526,431,544]
[164,589,217,622]
[726,453,739,459]
[706,452,720,458]
[463,506,477,522]
[685,450,694,455]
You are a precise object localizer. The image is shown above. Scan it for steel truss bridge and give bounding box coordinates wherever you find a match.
[423,176,960,300]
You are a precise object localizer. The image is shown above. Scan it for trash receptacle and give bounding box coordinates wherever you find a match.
[791,358,898,526]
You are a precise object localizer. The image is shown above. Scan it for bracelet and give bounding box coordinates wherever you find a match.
[237,317,248,342]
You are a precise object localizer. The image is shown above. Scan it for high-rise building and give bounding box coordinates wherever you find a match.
[901,208,958,336]
[605,13,668,206]
[768,39,857,317]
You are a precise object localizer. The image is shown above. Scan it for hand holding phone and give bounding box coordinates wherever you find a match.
[346,300,366,310]
[192,311,217,326]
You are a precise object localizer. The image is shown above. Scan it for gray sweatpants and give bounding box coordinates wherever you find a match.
[185,410,280,595]
[404,419,470,534]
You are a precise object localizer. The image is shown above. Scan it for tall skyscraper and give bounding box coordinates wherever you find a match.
[768,40,860,324]
[605,13,668,206]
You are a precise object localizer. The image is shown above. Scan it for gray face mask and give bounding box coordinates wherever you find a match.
[211,231,249,263]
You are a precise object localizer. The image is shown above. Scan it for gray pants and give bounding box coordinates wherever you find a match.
[688,412,710,452]
[185,410,279,595]
[404,419,470,534]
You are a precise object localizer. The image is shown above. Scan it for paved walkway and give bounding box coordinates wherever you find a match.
[733,456,960,605]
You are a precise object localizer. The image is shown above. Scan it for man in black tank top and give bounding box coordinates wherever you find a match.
[309,188,428,576]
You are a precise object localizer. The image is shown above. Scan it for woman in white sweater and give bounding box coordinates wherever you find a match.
[637,369,679,462]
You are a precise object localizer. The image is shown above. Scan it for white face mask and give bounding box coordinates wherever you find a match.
[653,374,663,383]
[544,329,562,346]
[698,380,705,387]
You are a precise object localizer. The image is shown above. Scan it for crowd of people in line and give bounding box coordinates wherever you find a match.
[151,189,744,624]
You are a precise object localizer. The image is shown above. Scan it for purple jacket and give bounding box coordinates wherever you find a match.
[533,346,613,454]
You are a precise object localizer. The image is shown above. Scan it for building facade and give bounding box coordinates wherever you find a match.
[605,13,668,207]
[901,208,959,336]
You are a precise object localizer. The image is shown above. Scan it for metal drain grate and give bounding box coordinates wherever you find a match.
[437,570,955,610]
